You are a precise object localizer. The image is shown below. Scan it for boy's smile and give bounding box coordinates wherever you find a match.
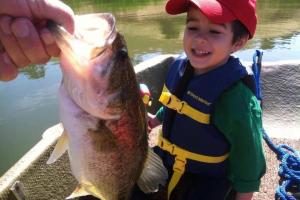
[184,6,243,75]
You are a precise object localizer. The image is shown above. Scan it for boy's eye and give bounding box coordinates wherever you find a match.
[210,30,221,34]
[187,26,198,31]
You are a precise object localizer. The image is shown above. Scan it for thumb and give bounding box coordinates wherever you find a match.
[28,0,75,34]
[0,0,75,34]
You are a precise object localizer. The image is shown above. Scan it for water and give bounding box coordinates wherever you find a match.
[1,0,300,176]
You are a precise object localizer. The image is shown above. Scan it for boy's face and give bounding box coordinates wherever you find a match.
[183,6,245,75]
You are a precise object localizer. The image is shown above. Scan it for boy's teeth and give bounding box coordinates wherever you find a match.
[194,49,209,55]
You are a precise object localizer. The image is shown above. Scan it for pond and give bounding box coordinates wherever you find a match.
[1,0,300,176]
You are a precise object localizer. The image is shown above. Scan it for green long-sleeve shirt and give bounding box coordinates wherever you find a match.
[155,81,266,192]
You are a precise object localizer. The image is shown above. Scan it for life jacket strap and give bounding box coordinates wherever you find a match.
[168,156,186,200]
[157,133,229,199]
[159,91,210,124]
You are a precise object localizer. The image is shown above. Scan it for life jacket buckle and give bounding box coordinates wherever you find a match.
[160,139,177,155]
[177,101,185,114]
[173,156,187,173]
[166,94,185,113]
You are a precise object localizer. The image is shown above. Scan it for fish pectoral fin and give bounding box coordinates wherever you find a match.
[137,147,168,193]
[46,130,69,164]
[66,185,90,199]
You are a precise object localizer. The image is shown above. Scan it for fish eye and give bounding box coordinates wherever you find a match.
[117,47,128,59]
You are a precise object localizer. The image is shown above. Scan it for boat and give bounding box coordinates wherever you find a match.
[0,54,299,200]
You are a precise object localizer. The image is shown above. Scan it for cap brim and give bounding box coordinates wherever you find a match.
[165,0,189,15]
[166,0,235,24]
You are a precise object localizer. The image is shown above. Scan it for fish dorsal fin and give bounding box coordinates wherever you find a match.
[137,147,168,193]
[46,130,69,164]
[66,185,90,199]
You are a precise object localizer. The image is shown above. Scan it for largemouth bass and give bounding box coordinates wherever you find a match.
[46,13,167,200]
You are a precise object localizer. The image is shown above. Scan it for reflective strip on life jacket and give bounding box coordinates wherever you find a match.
[157,133,229,199]
[159,85,210,124]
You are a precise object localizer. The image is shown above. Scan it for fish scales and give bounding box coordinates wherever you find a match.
[46,13,168,200]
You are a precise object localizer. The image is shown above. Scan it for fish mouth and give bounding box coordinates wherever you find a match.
[48,13,124,120]
[47,13,117,63]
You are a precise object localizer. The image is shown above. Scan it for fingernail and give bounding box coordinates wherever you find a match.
[40,28,55,45]
[12,20,30,38]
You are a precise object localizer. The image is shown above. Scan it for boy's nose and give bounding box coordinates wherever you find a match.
[194,32,208,43]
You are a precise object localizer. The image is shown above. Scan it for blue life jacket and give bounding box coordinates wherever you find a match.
[157,54,256,180]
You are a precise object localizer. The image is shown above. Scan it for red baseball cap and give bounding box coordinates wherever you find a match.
[165,0,257,39]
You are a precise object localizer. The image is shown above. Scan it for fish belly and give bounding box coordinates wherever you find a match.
[59,86,144,199]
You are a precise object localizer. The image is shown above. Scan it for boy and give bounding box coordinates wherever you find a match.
[145,0,266,200]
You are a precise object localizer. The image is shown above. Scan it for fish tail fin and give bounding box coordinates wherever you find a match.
[137,147,168,193]
[46,130,69,164]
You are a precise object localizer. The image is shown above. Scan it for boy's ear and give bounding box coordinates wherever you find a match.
[232,36,248,53]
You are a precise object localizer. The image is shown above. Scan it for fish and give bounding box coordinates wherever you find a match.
[46,13,167,200]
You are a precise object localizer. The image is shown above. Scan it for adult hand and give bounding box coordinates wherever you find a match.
[0,0,75,81]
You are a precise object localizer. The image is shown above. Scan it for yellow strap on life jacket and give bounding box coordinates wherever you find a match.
[159,89,210,124]
[157,133,229,199]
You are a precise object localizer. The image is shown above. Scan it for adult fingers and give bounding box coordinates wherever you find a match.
[0,0,74,34]
[0,52,18,81]
[0,15,30,67]
[28,0,75,34]
[40,27,60,57]
[11,18,50,65]
[0,40,4,52]
[0,0,31,18]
